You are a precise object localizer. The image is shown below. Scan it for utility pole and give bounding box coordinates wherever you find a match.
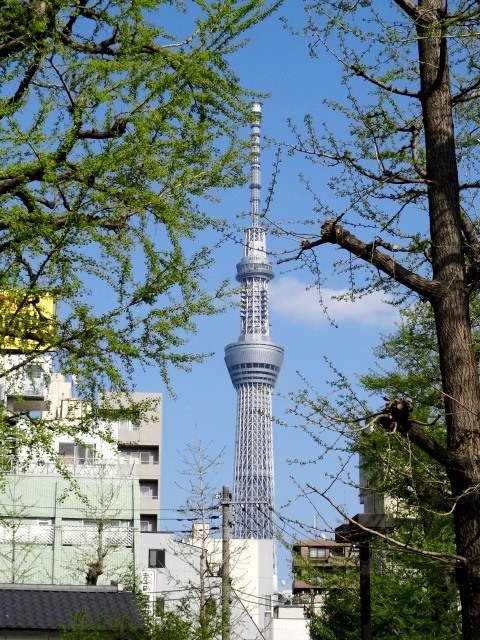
[221,485,231,640]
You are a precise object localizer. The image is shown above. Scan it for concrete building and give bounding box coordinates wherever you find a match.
[0,359,162,585]
[112,391,163,533]
[45,376,163,532]
[0,472,140,585]
[139,530,274,640]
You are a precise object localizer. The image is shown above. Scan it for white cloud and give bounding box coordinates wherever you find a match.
[269,277,399,327]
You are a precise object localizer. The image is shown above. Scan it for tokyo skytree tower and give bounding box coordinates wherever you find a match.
[224,103,284,539]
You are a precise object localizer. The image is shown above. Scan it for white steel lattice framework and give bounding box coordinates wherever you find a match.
[224,103,284,539]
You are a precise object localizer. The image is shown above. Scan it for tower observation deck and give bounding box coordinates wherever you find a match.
[224,103,284,539]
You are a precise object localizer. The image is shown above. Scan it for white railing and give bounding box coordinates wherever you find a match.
[62,525,134,547]
[0,523,54,545]
[0,524,135,547]
[1,457,135,479]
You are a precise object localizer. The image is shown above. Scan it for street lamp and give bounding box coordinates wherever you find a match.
[335,513,394,640]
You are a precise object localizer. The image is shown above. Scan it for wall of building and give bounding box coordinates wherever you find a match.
[103,391,163,530]
[0,475,140,585]
[139,532,271,640]
[269,611,310,640]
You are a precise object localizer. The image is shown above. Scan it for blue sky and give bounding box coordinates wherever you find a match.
[140,0,403,584]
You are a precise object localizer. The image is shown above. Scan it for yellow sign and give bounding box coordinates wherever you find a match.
[0,291,57,352]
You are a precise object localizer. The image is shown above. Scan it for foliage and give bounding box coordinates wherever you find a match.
[149,610,192,640]
[60,602,197,640]
[357,304,454,527]
[289,305,462,637]
[60,608,144,640]
[309,550,460,640]
[308,566,360,640]
[0,0,280,469]
[280,1,480,638]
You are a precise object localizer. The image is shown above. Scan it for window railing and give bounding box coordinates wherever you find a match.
[0,523,54,545]
[0,457,135,479]
[62,525,134,547]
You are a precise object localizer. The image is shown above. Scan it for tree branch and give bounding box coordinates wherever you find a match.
[373,399,451,469]
[309,484,466,565]
[297,220,439,301]
[393,0,419,21]
[350,60,420,99]
[78,117,127,139]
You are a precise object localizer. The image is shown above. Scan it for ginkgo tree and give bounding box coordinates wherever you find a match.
[0,0,279,466]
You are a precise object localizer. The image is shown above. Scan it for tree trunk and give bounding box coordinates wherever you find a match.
[417,2,480,636]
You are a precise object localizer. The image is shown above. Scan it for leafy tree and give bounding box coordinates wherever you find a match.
[0,0,279,469]
[149,610,192,640]
[290,303,462,639]
[60,608,144,640]
[309,550,460,640]
[280,1,480,637]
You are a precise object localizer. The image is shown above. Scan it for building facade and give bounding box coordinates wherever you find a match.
[0,473,140,585]
[292,538,357,606]
[140,530,277,640]
[103,391,163,532]
[0,356,162,585]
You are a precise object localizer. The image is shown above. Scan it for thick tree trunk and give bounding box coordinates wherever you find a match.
[417,2,480,637]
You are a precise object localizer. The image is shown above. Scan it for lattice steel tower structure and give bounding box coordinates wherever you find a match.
[224,103,284,539]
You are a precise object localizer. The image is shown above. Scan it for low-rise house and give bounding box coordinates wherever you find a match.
[292,538,357,606]
[0,584,144,639]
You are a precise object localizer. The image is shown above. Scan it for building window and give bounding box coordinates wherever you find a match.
[308,546,326,559]
[140,516,157,532]
[140,481,158,499]
[155,598,165,617]
[148,549,165,568]
[118,419,140,431]
[58,442,95,464]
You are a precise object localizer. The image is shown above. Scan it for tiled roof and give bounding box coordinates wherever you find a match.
[0,585,144,631]
[294,539,348,547]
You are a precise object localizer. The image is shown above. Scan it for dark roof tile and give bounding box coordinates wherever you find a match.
[0,586,144,631]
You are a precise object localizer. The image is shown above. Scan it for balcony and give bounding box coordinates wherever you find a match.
[1,457,135,479]
[117,422,160,446]
[0,523,54,545]
[2,359,53,412]
[62,525,134,547]
[134,461,160,481]
[139,497,159,514]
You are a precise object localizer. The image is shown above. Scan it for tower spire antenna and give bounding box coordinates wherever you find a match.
[250,102,262,229]
[224,103,284,541]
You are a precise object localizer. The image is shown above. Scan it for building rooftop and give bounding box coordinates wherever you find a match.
[293,538,350,548]
[0,584,144,631]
